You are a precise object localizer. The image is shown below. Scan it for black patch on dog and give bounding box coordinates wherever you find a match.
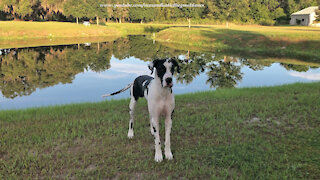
[153,126,156,133]
[130,122,133,129]
[171,109,175,118]
[152,59,167,86]
[133,75,154,101]
[169,59,180,73]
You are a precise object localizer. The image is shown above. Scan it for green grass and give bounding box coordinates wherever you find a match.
[0,21,123,48]
[1,82,319,179]
[154,25,320,61]
[0,21,171,48]
[0,21,122,39]
[2,21,320,61]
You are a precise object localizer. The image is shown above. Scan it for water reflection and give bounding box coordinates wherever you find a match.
[0,35,320,109]
[0,43,111,98]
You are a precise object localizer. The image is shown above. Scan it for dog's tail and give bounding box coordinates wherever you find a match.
[102,83,133,98]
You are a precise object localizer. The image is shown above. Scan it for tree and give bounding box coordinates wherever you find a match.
[203,1,217,19]
[249,0,285,25]
[249,0,271,24]
[316,9,320,22]
[175,52,207,84]
[1,0,34,20]
[280,63,310,72]
[86,0,108,25]
[129,1,157,23]
[112,0,129,23]
[179,0,205,28]
[16,0,33,18]
[214,0,249,27]
[40,0,64,20]
[206,59,243,89]
[63,0,86,24]
[0,43,112,98]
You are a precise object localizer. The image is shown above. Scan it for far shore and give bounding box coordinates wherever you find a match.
[1,21,320,49]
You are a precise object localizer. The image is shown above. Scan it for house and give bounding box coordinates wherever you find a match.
[290,6,319,26]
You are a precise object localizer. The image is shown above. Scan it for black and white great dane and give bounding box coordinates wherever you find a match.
[102,58,180,162]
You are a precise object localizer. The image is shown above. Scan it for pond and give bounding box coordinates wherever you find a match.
[1,35,320,110]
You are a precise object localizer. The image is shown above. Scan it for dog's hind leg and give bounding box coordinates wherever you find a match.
[150,115,154,136]
[128,93,137,139]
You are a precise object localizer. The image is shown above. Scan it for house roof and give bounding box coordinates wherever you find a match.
[292,6,319,16]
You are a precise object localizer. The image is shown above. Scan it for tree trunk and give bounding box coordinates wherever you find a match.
[13,13,19,21]
[119,18,121,24]
[188,18,191,29]
[226,15,229,28]
[76,17,79,24]
[96,16,99,26]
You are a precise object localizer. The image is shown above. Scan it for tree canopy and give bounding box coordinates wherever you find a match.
[0,0,319,25]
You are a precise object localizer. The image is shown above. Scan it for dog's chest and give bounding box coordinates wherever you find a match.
[148,92,174,115]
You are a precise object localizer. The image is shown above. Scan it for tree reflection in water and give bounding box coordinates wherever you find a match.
[0,36,318,99]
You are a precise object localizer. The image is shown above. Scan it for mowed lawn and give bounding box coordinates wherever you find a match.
[0,21,170,48]
[0,21,123,48]
[0,21,123,39]
[154,25,320,61]
[0,82,319,179]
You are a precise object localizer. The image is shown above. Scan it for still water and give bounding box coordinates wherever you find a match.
[1,36,319,110]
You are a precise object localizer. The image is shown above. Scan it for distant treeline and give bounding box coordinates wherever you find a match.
[0,0,319,25]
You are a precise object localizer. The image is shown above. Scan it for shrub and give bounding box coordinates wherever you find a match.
[316,10,320,22]
[259,19,275,26]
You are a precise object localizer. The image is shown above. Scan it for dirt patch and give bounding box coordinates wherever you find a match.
[247,117,260,123]
[85,164,97,172]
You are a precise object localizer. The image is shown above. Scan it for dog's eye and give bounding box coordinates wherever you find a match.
[160,66,166,71]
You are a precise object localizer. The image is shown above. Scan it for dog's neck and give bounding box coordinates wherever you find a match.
[154,70,172,96]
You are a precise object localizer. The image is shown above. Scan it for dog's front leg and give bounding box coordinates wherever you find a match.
[165,114,173,160]
[152,117,163,162]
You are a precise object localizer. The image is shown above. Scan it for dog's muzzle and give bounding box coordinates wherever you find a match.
[165,78,173,88]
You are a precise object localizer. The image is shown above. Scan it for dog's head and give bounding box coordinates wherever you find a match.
[148,58,180,88]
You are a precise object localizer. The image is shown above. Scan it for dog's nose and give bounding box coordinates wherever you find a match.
[166,78,172,84]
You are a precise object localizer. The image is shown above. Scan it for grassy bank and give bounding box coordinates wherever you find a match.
[0,21,121,48]
[1,82,319,179]
[2,21,320,61]
[0,21,170,48]
[154,25,320,61]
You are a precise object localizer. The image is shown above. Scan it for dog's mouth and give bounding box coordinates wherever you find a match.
[167,83,173,88]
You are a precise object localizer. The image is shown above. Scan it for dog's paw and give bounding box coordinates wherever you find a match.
[154,153,163,162]
[165,151,173,160]
[127,130,134,139]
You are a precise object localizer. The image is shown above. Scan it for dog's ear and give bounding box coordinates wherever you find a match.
[170,58,180,73]
[148,59,160,75]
